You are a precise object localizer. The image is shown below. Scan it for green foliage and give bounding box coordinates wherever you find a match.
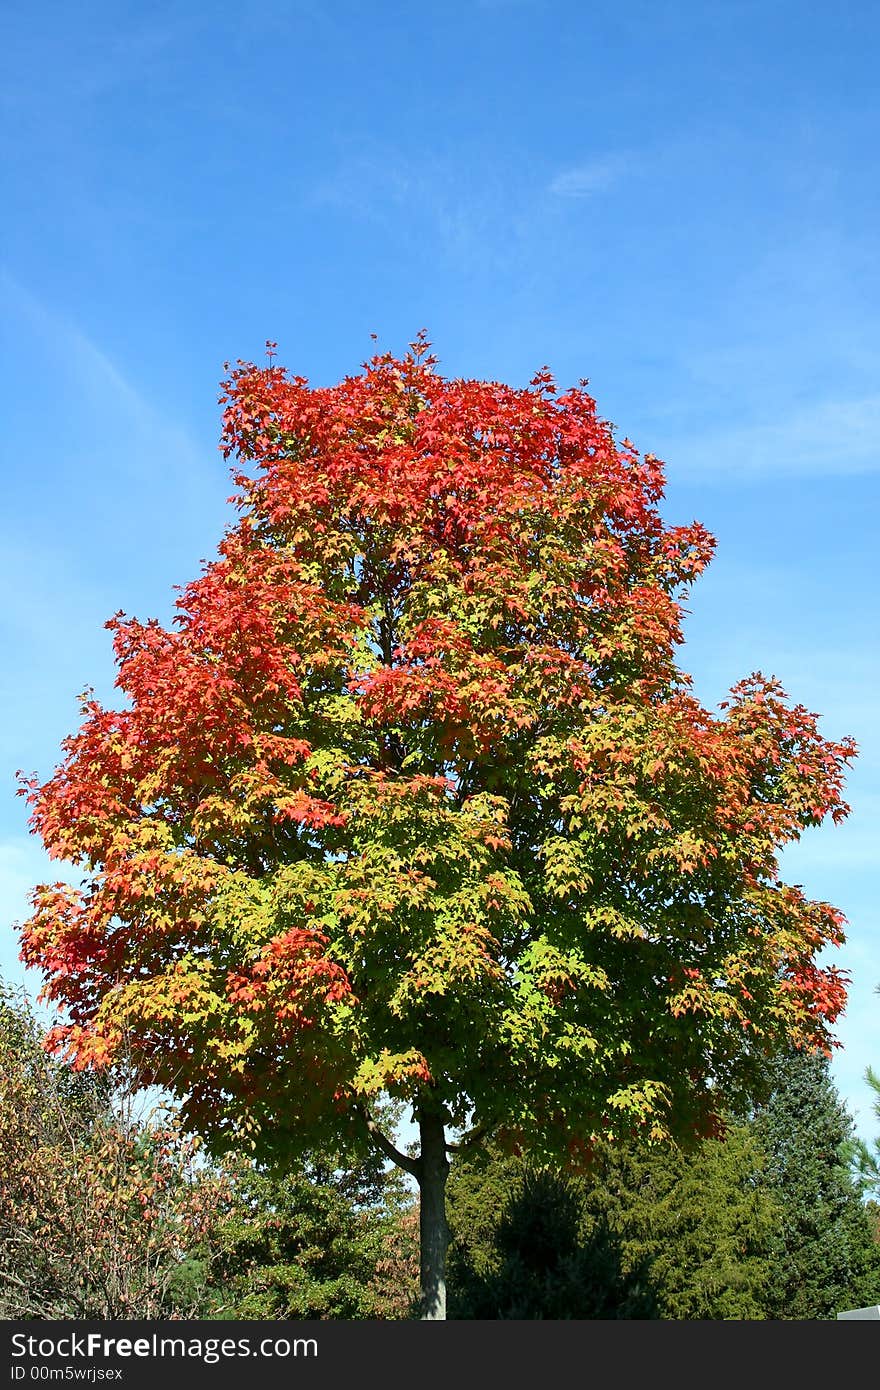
[447,1124,780,1319]
[7,962,876,1322]
[447,1148,656,1318]
[585,1126,779,1319]
[203,1147,418,1320]
[847,1064,880,1199]
[749,1047,880,1319]
[448,1052,880,1323]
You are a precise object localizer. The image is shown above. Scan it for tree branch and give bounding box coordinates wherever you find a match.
[357,1105,420,1178]
[446,1121,491,1155]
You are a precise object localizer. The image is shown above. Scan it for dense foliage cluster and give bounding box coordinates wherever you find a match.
[0,984,225,1319]
[750,1048,880,1318]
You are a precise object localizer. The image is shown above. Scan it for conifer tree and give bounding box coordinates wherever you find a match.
[751,1048,880,1318]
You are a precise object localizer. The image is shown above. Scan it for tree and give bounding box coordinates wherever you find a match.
[584,1123,779,1318]
[204,1140,418,1319]
[446,1145,658,1318]
[18,336,856,1317]
[750,1047,880,1318]
[850,1065,880,1198]
[850,1063,880,1244]
[446,1127,778,1319]
[0,981,226,1319]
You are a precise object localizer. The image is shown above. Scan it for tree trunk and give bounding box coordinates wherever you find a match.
[417,1108,450,1320]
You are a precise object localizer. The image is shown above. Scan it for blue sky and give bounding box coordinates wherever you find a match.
[2,0,878,1143]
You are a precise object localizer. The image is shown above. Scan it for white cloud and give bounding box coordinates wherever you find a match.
[548,154,634,199]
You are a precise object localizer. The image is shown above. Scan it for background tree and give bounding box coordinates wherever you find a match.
[204,1130,418,1319]
[447,1126,778,1319]
[368,1199,421,1319]
[750,1047,880,1319]
[849,1064,880,1200]
[18,338,856,1317]
[446,1145,657,1318]
[584,1123,779,1318]
[0,981,226,1319]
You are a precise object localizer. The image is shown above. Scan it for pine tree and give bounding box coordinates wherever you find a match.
[445,1146,657,1319]
[585,1125,778,1319]
[751,1047,880,1318]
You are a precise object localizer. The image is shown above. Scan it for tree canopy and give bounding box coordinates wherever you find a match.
[18,337,856,1314]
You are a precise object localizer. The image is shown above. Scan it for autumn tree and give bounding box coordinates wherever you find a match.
[0,981,225,1319]
[18,336,856,1317]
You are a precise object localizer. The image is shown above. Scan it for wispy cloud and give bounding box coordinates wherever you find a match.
[0,271,222,505]
[548,154,635,199]
[0,272,230,790]
[0,270,208,476]
[308,148,523,271]
[2,13,198,111]
[310,155,413,221]
[660,393,880,478]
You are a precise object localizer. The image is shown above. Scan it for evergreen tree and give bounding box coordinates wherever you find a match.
[204,1146,418,1320]
[446,1127,777,1319]
[751,1047,880,1319]
[849,1064,880,1200]
[446,1146,656,1319]
[585,1124,778,1319]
